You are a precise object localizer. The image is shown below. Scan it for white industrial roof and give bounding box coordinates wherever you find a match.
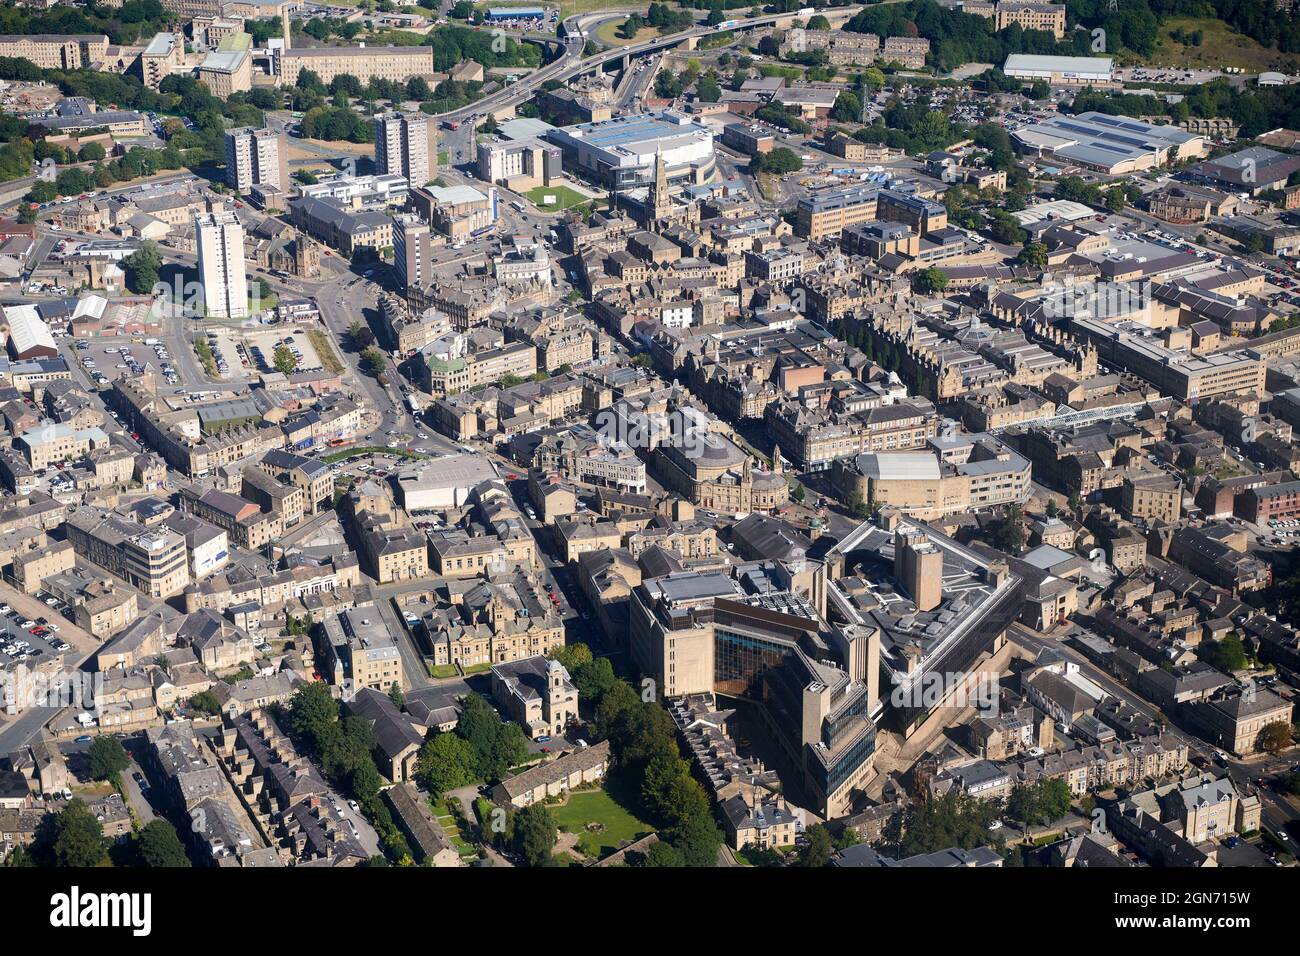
[428,184,488,206]
[4,306,55,355]
[1003,54,1113,76]
[860,452,941,481]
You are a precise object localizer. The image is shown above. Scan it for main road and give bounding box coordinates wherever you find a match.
[435,6,867,127]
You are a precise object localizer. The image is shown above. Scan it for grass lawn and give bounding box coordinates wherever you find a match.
[1144,17,1300,72]
[306,328,344,374]
[559,0,631,16]
[431,797,480,860]
[525,184,591,211]
[553,788,653,860]
[437,150,449,166]
[594,20,659,47]
[428,663,458,679]
[461,662,491,675]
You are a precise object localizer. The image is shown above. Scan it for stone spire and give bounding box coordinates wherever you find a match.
[650,144,669,219]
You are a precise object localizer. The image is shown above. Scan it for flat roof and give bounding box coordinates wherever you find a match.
[1003,54,1113,75]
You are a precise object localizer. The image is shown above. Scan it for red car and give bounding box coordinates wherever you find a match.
[504,473,519,480]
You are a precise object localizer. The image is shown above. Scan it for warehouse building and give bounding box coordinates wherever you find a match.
[1002,53,1115,87]
[546,111,715,190]
[1011,111,1208,174]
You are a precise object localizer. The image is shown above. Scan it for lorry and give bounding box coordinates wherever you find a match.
[716,20,738,30]
[797,7,816,15]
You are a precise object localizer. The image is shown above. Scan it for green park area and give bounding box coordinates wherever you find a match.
[526,184,590,211]
[553,787,653,859]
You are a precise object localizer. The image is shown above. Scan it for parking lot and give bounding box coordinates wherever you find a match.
[242,327,325,376]
[72,335,182,391]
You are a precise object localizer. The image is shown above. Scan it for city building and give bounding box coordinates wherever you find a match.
[225,127,288,193]
[195,211,249,319]
[374,111,435,188]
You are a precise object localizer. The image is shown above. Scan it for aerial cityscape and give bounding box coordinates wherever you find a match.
[0,0,1293,906]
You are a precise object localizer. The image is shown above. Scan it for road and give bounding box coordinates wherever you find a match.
[433,6,866,128]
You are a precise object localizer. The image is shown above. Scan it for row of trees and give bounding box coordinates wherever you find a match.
[286,682,412,862]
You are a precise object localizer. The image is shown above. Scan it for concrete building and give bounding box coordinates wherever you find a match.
[1002,54,1115,87]
[195,211,249,319]
[198,48,252,97]
[477,138,561,191]
[374,111,434,188]
[546,111,715,190]
[392,215,432,294]
[1012,111,1207,174]
[275,45,437,87]
[0,34,108,70]
[225,127,288,193]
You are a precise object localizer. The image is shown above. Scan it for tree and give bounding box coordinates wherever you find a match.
[86,735,129,782]
[273,345,299,374]
[415,732,475,796]
[831,90,862,123]
[696,74,722,103]
[752,146,803,176]
[989,503,1025,554]
[662,810,722,867]
[187,689,221,715]
[798,823,834,866]
[1017,241,1047,269]
[122,241,162,295]
[50,799,107,868]
[912,267,948,294]
[573,657,616,703]
[1200,634,1249,674]
[135,819,191,867]
[361,347,387,377]
[549,644,592,672]
[78,142,106,162]
[1259,721,1294,754]
[388,683,405,708]
[512,802,557,866]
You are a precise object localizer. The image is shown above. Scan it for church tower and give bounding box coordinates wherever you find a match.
[649,145,670,221]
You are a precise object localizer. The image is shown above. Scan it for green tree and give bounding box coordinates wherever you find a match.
[662,811,722,867]
[912,267,949,294]
[1017,241,1048,269]
[989,503,1025,554]
[512,802,557,866]
[135,819,191,867]
[1200,634,1249,674]
[798,823,834,867]
[573,657,616,703]
[86,735,129,782]
[549,643,592,672]
[1259,721,1294,754]
[187,689,222,715]
[831,90,862,123]
[361,348,387,377]
[50,799,107,868]
[415,733,476,797]
[122,241,162,294]
[78,142,106,161]
[273,345,299,374]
